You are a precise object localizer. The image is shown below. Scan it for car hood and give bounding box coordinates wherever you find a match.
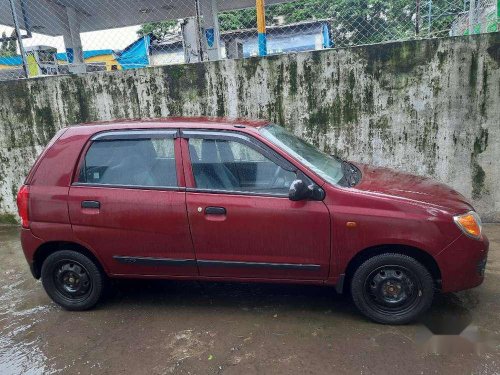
[353,163,473,213]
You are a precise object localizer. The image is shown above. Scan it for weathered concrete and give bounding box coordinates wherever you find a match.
[0,33,499,221]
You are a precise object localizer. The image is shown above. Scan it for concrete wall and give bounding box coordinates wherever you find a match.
[0,33,499,223]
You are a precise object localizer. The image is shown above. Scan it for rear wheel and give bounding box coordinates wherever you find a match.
[350,253,434,324]
[41,250,105,310]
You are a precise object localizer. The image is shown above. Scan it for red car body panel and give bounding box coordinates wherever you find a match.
[19,118,489,294]
[354,164,474,214]
[180,138,331,280]
[185,192,331,279]
[67,186,197,277]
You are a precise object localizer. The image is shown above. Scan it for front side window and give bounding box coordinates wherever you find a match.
[78,137,177,188]
[189,138,296,195]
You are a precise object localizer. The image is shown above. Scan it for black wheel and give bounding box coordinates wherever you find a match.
[41,250,105,311]
[350,253,434,324]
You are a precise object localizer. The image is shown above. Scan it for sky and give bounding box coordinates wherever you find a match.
[0,24,141,52]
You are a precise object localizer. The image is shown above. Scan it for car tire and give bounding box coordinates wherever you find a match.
[41,250,105,311]
[350,253,434,324]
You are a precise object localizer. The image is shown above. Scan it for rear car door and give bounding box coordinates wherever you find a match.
[68,129,197,276]
[182,130,331,280]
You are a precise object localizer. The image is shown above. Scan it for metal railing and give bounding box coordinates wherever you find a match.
[0,0,498,81]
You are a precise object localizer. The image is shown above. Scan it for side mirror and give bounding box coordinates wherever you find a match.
[289,179,309,201]
[289,179,325,201]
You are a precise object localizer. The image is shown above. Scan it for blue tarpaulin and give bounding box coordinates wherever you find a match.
[1,50,114,66]
[56,49,114,61]
[0,55,22,66]
[116,35,151,70]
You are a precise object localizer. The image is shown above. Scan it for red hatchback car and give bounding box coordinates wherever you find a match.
[17,118,488,324]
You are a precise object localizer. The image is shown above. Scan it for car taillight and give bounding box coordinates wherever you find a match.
[16,185,30,228]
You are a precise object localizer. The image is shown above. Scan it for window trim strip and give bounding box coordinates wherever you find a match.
[185,187,289,198]
[71,183,290,198]
[72,182,182,191]
[91,129,178,141]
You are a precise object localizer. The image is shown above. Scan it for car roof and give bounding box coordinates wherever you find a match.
[68,117,270,135]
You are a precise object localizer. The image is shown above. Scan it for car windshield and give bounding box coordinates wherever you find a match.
[259,124,344,185]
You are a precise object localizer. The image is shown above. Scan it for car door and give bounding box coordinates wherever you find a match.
[68,129,198,277]
[182,130,331,280]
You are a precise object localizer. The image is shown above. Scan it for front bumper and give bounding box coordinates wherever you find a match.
[436,233,489,293]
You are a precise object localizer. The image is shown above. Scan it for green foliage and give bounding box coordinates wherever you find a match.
[0,30,17,57]
[137,20,178,39]
[138,0,467,44]
[422,1,465,38]
[0,213,17,225]
[1,32,8,51]
[219,8,257,31]
[218,0,466,44]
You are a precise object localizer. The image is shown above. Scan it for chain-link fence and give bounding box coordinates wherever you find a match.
[0,0,498,81]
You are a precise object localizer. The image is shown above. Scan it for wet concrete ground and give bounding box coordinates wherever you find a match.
[0,225,499,374]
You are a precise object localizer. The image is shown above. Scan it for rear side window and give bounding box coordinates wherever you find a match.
[77,137,177,188]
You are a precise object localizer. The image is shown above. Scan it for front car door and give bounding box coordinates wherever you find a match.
[181,130,330,280]
[68,129,198,277]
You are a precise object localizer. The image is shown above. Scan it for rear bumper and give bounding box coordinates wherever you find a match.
[20,228,43,279]
[436,233,489,293]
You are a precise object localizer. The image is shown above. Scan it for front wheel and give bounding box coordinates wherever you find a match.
[350,253,434,324]
[41,250,105,311]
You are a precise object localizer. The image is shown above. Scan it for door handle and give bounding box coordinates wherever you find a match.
[205,206,226,215]
[81,200,100,209]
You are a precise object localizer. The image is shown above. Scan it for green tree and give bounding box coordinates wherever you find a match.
[1,32,8,52]
[0,30,17,57]
[219,0,415,43]
[219,8,257,31]
[138,0,465,44]
[217,0,464,44]
[7,30,17,55]
[137,20,178,39]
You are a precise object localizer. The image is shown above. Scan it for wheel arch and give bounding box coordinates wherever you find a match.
[341,244,442,294]
[32,241,107,279]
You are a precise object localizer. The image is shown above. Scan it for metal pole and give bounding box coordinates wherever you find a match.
[194,0,206,61]
[469,0,477,34]
[427,0,432,35]
[415,0,420,35]
[497,0,500,33]
[256,0,267,56]
[469,0,473,34]
[20,0,32,38]
[8,0,28,77]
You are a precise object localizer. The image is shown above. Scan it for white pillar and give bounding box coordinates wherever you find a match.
[199,0,221,61]
[182,17,202,63]
[63,6,85,73]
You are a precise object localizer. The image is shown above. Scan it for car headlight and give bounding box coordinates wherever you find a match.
[453,211,482,239]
